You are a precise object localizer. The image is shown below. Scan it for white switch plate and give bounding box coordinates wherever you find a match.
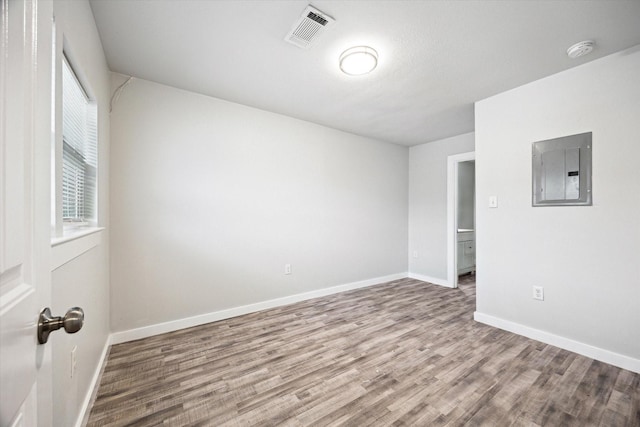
[284,264,292,275]
[489,196,498,208]
[533,286,544,301]
[412,251,418,258]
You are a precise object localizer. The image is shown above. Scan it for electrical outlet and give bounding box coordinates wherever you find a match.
[533,286,544,301]
[412,251,418,258]
[284,264,292,275]
[71,346,77,378]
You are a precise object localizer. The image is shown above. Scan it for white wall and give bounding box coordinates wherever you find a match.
[408,133,475,283]
[109,76,408,333]
[475,46,640,370]
[50,1,111,426]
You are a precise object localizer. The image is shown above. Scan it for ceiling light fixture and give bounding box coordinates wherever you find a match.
[339,46,378,76]
[567,40,595,59]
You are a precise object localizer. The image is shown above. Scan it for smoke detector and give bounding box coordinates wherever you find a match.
[567,40,595,59]
[285,5,335,49]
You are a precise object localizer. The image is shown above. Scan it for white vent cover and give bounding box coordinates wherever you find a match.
[285,5,335,49]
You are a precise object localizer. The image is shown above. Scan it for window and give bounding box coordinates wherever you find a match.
[61,57,97,225]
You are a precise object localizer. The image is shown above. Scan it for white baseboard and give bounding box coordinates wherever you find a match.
[75,334,112,427]
[474,311,640,374]
[110,272,408,345]
[407,272,453,288]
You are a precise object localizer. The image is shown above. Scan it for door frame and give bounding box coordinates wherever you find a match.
[447,151,475,289]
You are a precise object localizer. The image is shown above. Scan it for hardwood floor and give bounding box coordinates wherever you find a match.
[87,277,639,426]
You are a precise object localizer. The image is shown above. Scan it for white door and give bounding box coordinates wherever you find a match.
[0,0,53,426]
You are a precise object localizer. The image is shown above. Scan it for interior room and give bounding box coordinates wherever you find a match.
[1,1,639,426]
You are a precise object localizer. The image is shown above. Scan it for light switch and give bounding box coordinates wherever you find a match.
[489,196,498,208]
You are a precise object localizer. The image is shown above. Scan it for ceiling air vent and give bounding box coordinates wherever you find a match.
[285,5,335,49]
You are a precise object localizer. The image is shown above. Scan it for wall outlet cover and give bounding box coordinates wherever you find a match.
[71,345,77,378]
[533,286,544,301]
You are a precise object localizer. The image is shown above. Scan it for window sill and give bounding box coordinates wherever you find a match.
[51,227,104,271]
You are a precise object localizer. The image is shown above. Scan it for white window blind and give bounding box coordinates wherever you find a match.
[62,57,97,222]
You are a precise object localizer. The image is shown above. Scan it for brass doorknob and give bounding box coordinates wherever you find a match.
[37,307,84,344]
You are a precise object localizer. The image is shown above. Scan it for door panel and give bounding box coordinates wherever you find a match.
[0,0,52,426]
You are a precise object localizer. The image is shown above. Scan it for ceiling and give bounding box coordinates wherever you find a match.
[89,0,640,147]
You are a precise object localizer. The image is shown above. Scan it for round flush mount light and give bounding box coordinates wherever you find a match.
[339,46,378,76]
[567,40,595,59]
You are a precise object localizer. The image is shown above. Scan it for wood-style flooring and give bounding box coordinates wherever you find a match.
[86,276,640,426]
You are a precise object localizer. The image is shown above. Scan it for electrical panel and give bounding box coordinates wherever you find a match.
[532,132,592,206]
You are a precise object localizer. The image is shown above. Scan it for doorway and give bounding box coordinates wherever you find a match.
[447,151,475,289]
